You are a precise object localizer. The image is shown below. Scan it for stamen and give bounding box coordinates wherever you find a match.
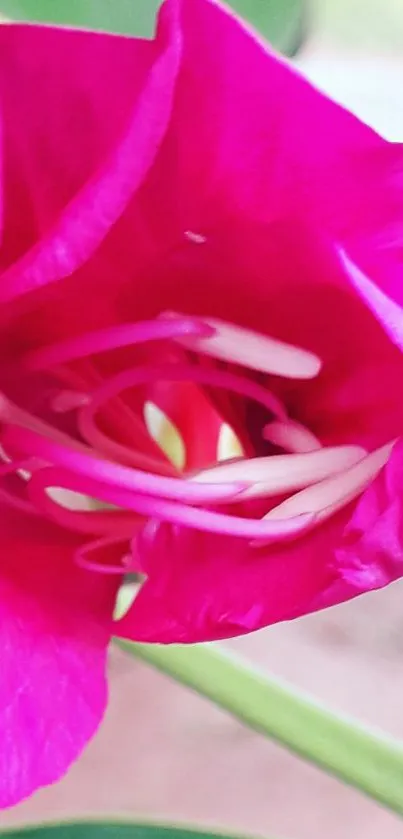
[113,581,141,620]
[74,403,174,474]
[8,312,375,548]
[3,423,244,506]
[217,423,245,461]
[263,420,322,453]
[28,466,315,542]
[74,536,134,575]
[82,397,181,473]
[47,486,108,511]
[190,445,367,500]
[29,479,141,536]
[22,320,212,475]
[260,441,396,531]
[143,401,186,470]
[84,364,285,418]
[23,317,214,371]
[164,313,322,380]
[50,371,176,476]
[79,361,286,470]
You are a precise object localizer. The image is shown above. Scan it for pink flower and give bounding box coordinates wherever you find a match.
[1,0,403,806]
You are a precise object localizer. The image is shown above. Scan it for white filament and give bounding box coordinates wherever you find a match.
[264,419,323,453]
[191,445,367,500]
[262,441,396,527]
[165,312,322,380]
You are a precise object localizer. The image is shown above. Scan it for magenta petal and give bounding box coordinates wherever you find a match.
[0,2,181,303]
[115,518,340,643]
[183,0,403,349]
[331,440,403,594]
[338,248,403,352]
[115,485,400,644]
[143,0,397,236]
[116,444,403,644]
[0,510,116,807]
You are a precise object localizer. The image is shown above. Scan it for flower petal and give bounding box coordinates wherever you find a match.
[116,442,403,643]
[145,0,402,244]
[0,508,116,807]
[0,1,181,304]
[114,517,340,643]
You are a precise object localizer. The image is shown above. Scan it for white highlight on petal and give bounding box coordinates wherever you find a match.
[144,401,186,471]
[339,248,403,351]
[191,445,367,500]
[217,423,244,461]
[185,230,207,244]
[264,420,322,453]
[167,313,322,380]
[0,444,11,464]
[262,441,396,526]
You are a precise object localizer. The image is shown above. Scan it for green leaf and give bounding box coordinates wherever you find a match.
[227,0,306,55]
[0,0,306,53]
[0,823,269,839]
[116,640,403,818]
[0,0,161,38]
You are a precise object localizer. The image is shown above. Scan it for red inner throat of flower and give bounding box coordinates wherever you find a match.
[0,313,394,576]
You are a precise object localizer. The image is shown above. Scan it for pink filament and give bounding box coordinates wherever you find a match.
[44,364,178,476]
[27,466,315,542]
[23,317,214,371]
[21,317,218,474]
[78,361,286,466]
[28,483,142,537]
[74,536,134,576]
[2,422,244,506]
[84,363,286,419]
[264,441,395,524]
[263,420,323,453]
[0,315,347,553]
[191,445,367,500]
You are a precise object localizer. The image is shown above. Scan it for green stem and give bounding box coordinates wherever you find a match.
[116,639,403,817]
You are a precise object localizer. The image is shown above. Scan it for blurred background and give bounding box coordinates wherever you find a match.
[2,1,403,838]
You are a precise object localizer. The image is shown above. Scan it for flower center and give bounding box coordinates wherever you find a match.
[0,313,394,575]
